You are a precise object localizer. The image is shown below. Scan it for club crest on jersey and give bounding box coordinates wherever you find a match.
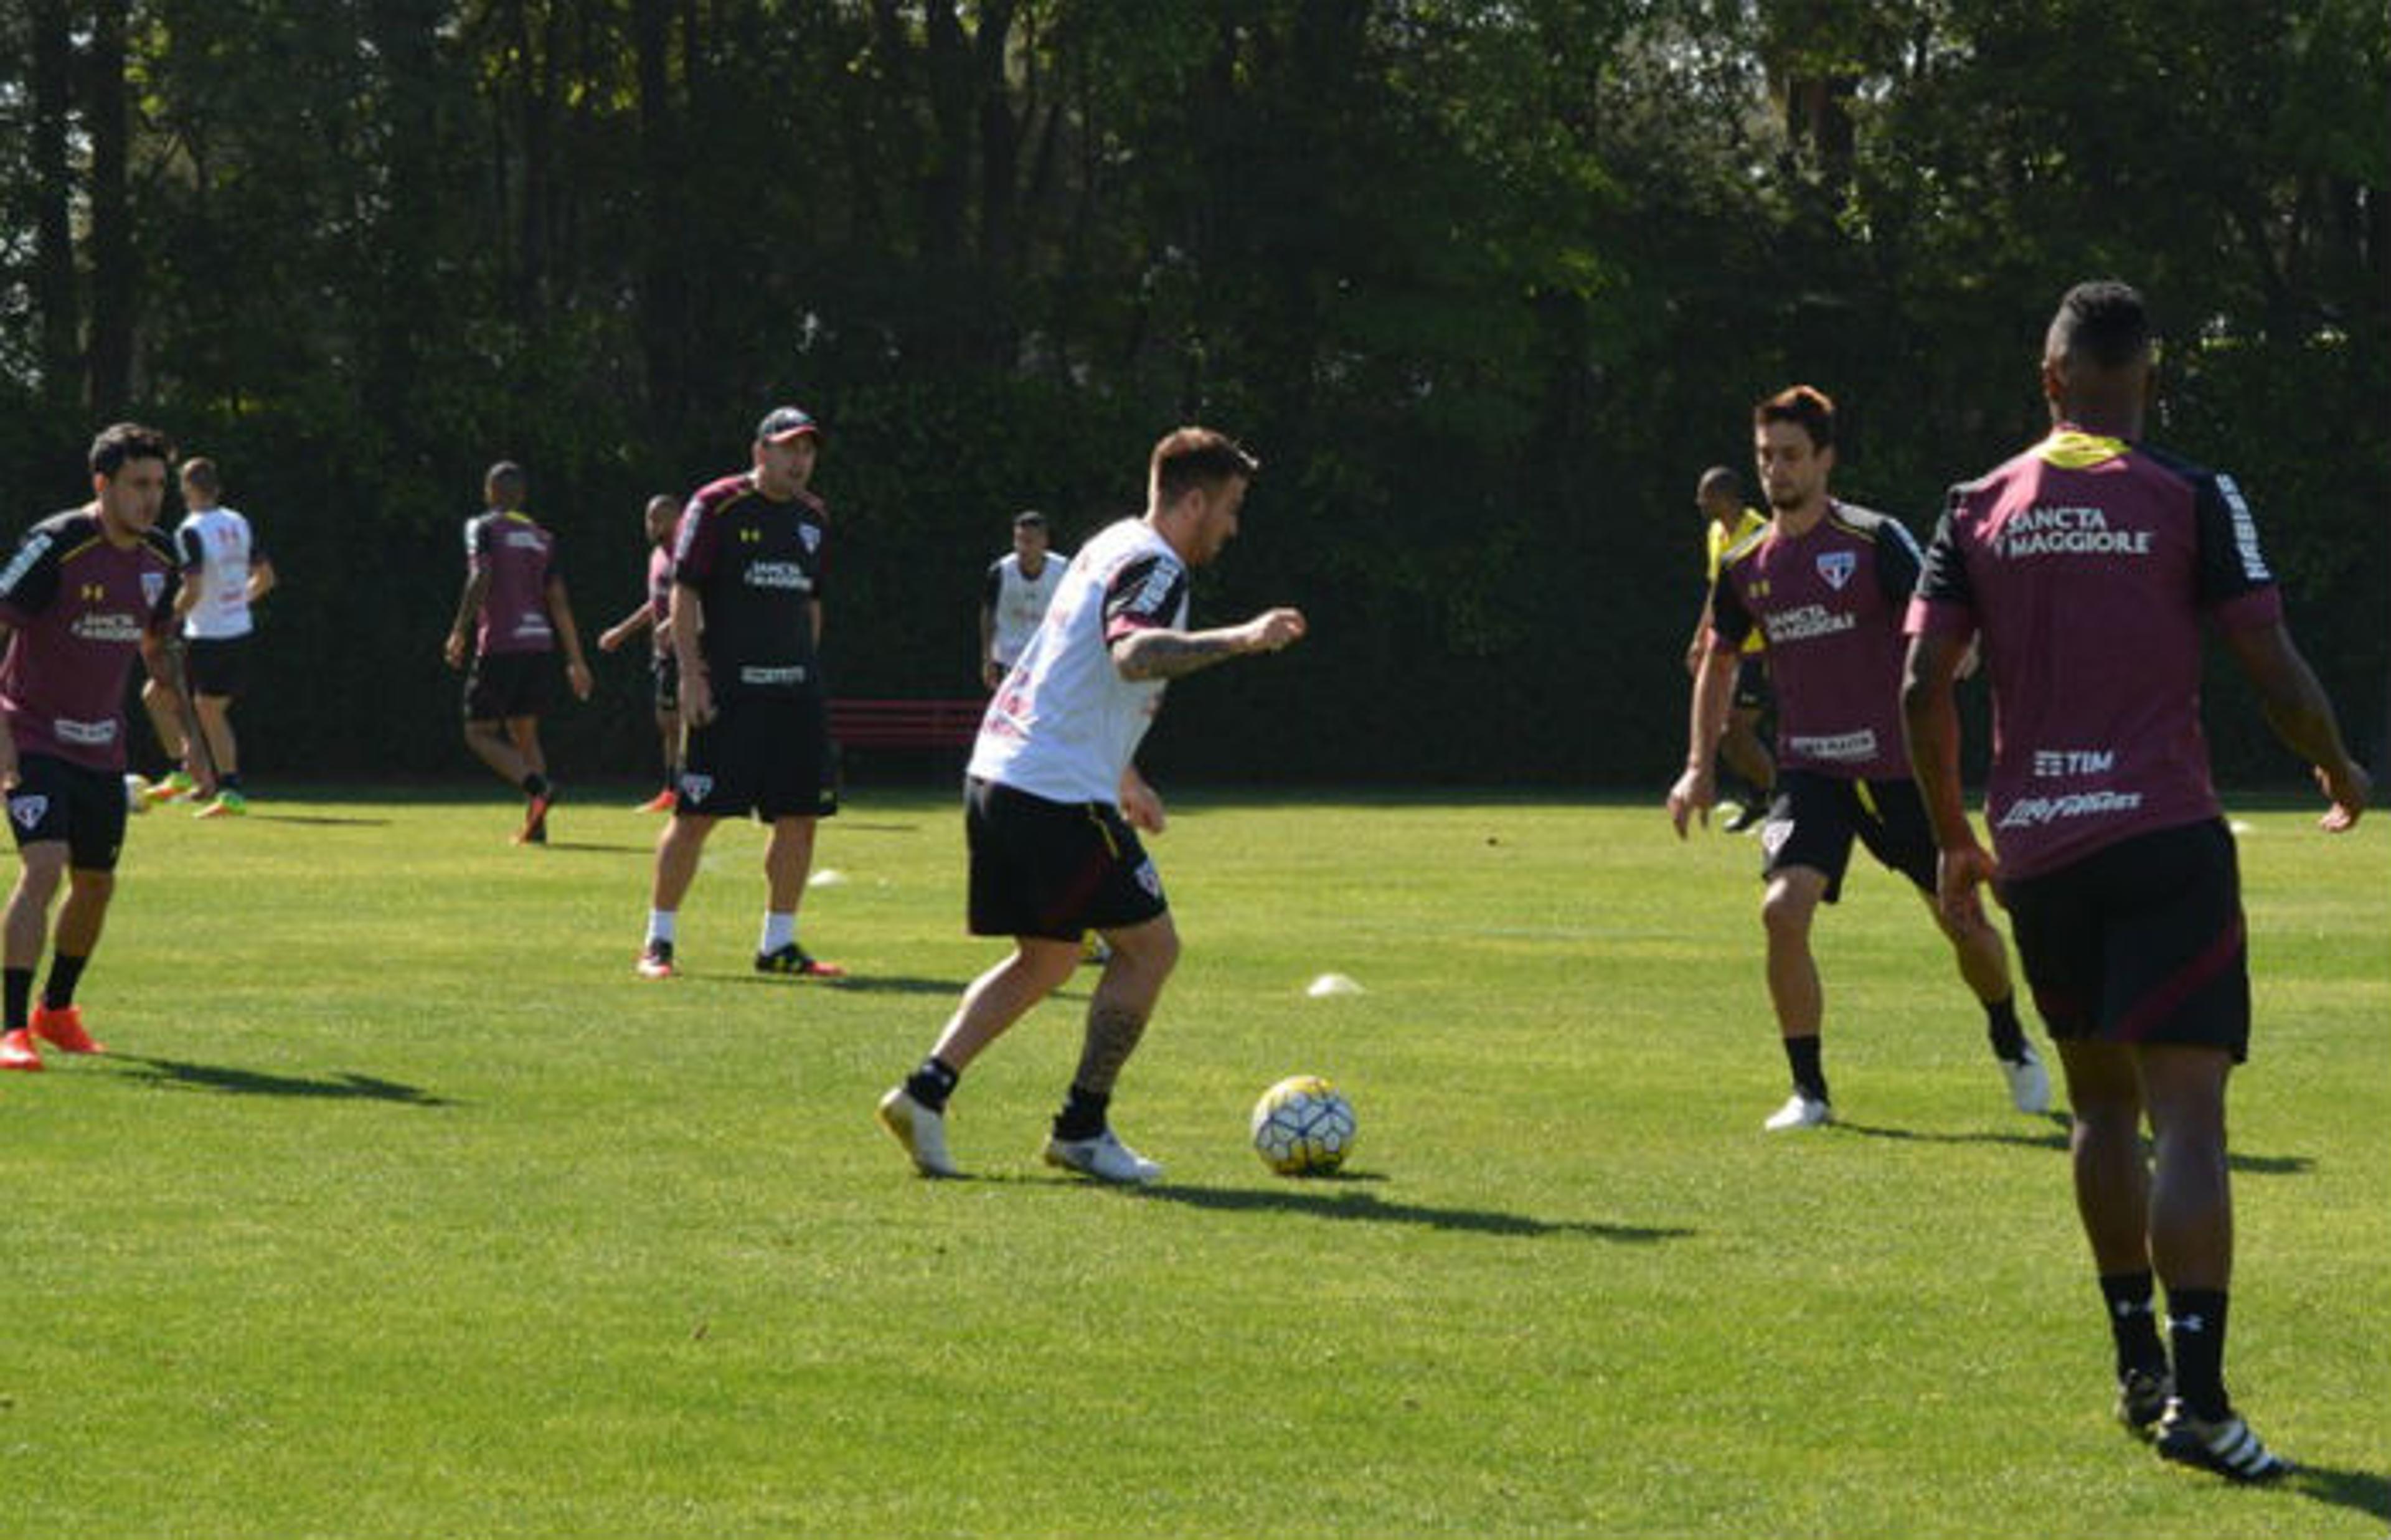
[800,525,823,555]
[1816,551,1856,591]
[9,794,49,830]
[141,571,167,608]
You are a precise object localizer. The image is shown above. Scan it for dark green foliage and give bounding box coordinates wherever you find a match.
[0,0,2379,783]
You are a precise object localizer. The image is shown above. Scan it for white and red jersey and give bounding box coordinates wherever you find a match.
[174,505,263,641]
[969,517,1188,805]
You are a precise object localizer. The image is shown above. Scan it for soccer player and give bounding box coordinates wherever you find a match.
[443,461,593,844]
[636,408,845,981]
[979,509,1068,690]
[1687,466,1774,832]
[1903,281,2368,1481]
[139,456,275,817]
[0,423,209,1071]
[875,427,1307,1183]
[597,494,686,813]
[1668,385,2048,1130]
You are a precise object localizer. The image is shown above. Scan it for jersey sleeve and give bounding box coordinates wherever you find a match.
[177,524,205,571]
[2191,471,2284,631]
[1102,553,1188,643]
[1707,568,1754,650]
[0,525,64,624]
[672,497,717,586]
[1905,495,1978,637]
[465,515,493,573]
[1872,514,1924,607]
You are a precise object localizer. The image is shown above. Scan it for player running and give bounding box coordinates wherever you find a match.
[139,456,275,817]
[0,423,209,1071]
[876,428,1306,1183]
[1903,281,2367,1482]
[1669,385,2047,1130]
[443,461,593,844]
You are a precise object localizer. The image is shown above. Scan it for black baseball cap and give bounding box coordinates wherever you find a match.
[757,406,820,443]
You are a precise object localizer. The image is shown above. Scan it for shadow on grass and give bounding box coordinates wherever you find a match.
[710,972,959,997]
[1127,1179,1694,1243]
[2288,1462,2390,1523]
[1835,1117,2313,1175]
[110,1054,451,1106]
[512,839,654,855]
[241,812,392,827]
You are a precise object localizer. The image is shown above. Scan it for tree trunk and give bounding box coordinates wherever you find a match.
[27,0,79,411]
[86,0,134,415]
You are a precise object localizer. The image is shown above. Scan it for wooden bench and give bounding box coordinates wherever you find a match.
[829,697,983,751]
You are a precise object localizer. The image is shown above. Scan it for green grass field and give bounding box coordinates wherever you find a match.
[7,786,2386,1538]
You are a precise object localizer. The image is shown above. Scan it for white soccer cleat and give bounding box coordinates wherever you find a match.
[875,1085,959,1178]
[2001,1045,2053,1114]
[1041,1128,1162,1184]
[1763,1091,1833,1132]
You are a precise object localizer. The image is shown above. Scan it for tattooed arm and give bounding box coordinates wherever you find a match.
[1110,606,1306,682]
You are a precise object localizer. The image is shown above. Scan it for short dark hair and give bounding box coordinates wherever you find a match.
[179,456,221,496]
[1012,510,1048,531]
[1753,385,1836,452]
[1151,427,1260,505]
[2047,279,2151,370]
[486,460,525,489]
[89,422,176,479]
[1696,466,1742,502]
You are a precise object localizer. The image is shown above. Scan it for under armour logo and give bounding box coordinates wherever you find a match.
[80,583,106,602]
[2172,1313,2207,1335]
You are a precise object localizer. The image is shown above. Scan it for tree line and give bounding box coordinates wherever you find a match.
[0,0,2382,785]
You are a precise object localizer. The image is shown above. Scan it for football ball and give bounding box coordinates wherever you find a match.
[1250,1074,1357,1176]
[124,773,152,813]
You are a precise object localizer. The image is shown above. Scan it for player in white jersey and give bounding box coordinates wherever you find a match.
[877,428,1306,1184]
[979,510,1068,689]
[139,458,275,817]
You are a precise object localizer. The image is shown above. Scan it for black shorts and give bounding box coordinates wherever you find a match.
[1760,770,1936,903]
[651,652,679,716]
[1731,653,1773,713]
[965,776,1168,941]
[677,692,838,822]
[1998,819,2250,1061]
[6,753,130,871]
[464,650,551,722]
[186,635,252,700]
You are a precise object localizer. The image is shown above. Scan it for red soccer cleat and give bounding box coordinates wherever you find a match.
[634,788,676,813]
[31,1002,106,1054]
[0,1028,42,1071]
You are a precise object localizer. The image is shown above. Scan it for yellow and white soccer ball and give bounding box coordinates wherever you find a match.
[1250,1074,1357,1176]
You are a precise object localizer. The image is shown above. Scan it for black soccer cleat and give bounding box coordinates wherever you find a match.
[2155,1402,2293,1483]
[755,943,846,979]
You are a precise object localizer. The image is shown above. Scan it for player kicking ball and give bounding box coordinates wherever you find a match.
[877,428,1305,1183]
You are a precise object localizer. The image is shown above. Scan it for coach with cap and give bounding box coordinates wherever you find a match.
[634,405,848,982]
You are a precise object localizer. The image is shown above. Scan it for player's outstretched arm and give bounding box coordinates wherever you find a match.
[1111,607,1306,682]
[2222,620,2369,831]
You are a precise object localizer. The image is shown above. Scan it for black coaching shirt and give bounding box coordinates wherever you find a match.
[672,472,829,700]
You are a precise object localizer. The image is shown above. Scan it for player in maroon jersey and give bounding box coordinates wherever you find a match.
[443,461,593,845]
[1670,386,2046,1130]
[0,423,209,1071]
[597,494,686,812]
[1904,281,2368,1481]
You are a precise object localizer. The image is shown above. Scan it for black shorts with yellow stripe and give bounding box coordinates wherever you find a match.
[964,775,1168,941]
[1758,769,1936,903]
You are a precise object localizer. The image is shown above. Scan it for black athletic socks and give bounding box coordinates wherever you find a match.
[41,952,87,1011]
[2100,1269,2168,1378]
[522,772,550,799]
[1052,1083,1110,1141]
[1984,995,2030,1063]
[905,1056,960,1113]
[2167,1288,2232,1419]
[1783,1035,1828,1104]
[3,967,30,1031]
